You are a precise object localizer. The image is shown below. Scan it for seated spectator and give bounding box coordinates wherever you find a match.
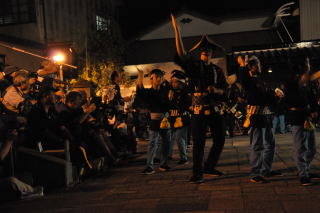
[58,92,118,170]
[1,65,19,85]
[0,129,17,178]
[58,92,92,152]
[39,77,66,112]
[27,89,64,150]
[0,130,43,203]
[27,72,41,99]
[2,71,36,114]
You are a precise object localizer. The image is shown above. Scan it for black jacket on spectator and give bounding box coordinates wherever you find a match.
[27,103,62,149]
[58,106,84,146]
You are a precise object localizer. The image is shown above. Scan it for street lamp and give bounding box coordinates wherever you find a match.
[53,53,65,63]
[52,53,65,81]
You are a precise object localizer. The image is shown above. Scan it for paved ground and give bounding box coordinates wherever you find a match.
[2,132,320,213]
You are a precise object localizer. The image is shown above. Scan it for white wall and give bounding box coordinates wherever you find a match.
[140,13,269,41]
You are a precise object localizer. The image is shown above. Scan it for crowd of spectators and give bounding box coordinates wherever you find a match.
[0,62,144,202]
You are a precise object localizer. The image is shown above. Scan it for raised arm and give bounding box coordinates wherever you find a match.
[37,60,58,77]
[136,66,144,88]
[171,14,186,58]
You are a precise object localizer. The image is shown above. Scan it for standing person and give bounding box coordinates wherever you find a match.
[109,71,136,155]
[272,84,286,135]
[171,15,227,183]
[109,71,131,121]
[285,55,319,186]
[238,55,282,183]
[136,68,171,174]
[168,70,191,165]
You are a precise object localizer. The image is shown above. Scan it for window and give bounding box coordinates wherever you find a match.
[0,0,36,25]
[96,15,111,32]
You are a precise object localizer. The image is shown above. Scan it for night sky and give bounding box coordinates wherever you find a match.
[119,0,297,39]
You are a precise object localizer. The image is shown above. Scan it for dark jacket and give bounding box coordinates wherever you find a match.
[168,87,191,128]
[239,67,275,107]
[136,85,170,130]
[285,78,317,125]
[239,67,276,128]
[175,55,227,107]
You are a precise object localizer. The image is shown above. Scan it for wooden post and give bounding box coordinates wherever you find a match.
[59,64,63,81]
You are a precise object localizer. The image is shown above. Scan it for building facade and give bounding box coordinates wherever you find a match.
[0,0,123,71]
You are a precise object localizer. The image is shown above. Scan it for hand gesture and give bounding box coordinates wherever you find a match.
[136,66,143,76]
[136,66,144,87]
[237,56,246,67]
[84,103,96,113]
[275,88,285,97]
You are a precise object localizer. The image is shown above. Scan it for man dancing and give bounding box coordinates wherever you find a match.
[168,70,191,165]
[136,68,171,175]
[238,55,282,183]
[171,15,227,183]
[285,54,319,186]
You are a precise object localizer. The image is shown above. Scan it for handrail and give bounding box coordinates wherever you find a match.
[0,42,77,69]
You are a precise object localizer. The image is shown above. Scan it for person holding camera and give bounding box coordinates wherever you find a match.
[2,70,36,115]
[27,89,64,150]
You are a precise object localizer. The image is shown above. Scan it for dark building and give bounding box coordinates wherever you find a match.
[0,0,123,71]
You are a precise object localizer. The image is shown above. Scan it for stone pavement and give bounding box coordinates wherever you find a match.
[2,132,320,213]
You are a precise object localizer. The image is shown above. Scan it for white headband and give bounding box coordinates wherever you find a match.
[171,77,185,83]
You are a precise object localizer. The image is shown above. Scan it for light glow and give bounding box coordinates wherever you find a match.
[53,54,65,63]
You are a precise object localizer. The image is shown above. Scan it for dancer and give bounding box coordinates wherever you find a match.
[238,55,282,183]
[171,15,227,183]
[136,68,171,174]
[285,54,319,186]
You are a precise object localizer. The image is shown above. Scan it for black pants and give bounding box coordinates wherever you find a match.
[191,113,225,178]
[225,113,235,137]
